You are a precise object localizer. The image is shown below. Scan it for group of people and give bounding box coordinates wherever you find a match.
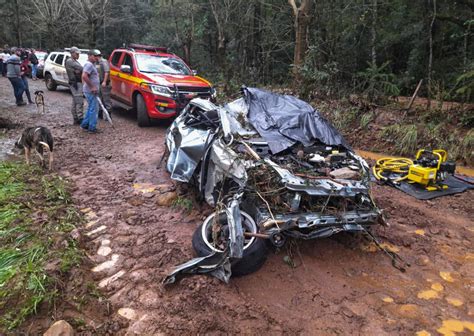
[1,47,40,78]
[3,45,111,134]
[3,47,37,106]
[66,46,111,134]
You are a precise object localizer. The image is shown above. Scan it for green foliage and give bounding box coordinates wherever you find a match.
[1,0,472,101]
[172,196,193,212]
[330,107,359,131]
[59,242,82,273]
[397,124,418,154]
[0,162,82,331]
[379,119,472,164]
[453,64,474,102]
[86,282,104,300]
[40,175,70,203]
[380,124,401,140]
[299,46,342,98]
[381,124,418,154]
[460,129,474,163]
[420,107,447,125]
[360,112,374,129]
[459,111,474,128]
[356,61,401,103]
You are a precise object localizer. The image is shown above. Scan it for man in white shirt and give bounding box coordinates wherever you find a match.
[0,50,7,77]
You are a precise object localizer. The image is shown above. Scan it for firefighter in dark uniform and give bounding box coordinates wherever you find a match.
[96,51,112,119]
[65,46,84,125]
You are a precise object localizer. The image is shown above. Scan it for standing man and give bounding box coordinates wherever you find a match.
[81,49,101,133]
[6,47,26,106]
[20,56,33,104]
[0,49,5,77]
[97,52,112,119]
[65,47,84,125]
[29,49,39,80]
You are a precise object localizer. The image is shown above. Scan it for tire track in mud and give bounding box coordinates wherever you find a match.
[64,134,289,334]
[1,79,472,335]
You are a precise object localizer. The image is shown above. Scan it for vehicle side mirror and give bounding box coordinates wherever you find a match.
[192,69,198,76]
[120,65,132,74]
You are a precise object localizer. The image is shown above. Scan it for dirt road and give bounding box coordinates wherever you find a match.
[1,78,473,335]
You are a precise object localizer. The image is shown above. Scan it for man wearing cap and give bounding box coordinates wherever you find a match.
[96,52,112,119]
[65,46,84,125]
[80,49,101,133]
[6,47,26,106]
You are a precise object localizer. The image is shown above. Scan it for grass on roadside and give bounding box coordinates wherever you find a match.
[318,98,473,165]
[172,196,193,212]
[0,162,83,331]
[379,121,473,164]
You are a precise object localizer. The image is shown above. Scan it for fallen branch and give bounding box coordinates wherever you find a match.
[405,79,423,113]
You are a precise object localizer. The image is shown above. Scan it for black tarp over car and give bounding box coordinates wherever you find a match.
[242,87,350,154]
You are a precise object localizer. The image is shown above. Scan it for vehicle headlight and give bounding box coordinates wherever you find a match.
[149,84,173,97]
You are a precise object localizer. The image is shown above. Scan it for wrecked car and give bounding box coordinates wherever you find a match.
[163,87,382,283]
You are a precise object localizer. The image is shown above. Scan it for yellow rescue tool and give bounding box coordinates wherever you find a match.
[373,149,456,191]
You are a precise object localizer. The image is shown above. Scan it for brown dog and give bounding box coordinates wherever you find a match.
[15,126,54,170]
[34,90,45,114]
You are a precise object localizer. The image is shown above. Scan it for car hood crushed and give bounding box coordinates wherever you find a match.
[163,87,382,284]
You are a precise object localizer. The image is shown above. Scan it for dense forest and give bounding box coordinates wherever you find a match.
[0,0,472,102]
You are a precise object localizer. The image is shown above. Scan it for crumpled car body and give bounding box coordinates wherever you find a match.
[164,87,381,284]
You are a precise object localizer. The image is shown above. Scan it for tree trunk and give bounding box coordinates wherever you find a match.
[463,21,470,67]
[209,0,228,84]
[185,10,194,65]
[183,43,191,65]
[371,0,377,67]
[427,0,436,110]
[91,22,97,48]
[171,0,194,65]
[14,0,21,46]
[288,0,313,85]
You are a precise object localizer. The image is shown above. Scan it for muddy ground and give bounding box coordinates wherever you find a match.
[1,78,473,335]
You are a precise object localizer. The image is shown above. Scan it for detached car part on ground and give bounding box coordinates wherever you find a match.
[163,87,383,284]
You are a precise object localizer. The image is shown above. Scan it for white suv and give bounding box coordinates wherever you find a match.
[43,49,88,90]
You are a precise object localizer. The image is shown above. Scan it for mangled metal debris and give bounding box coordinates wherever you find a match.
[163,251,231,285]
[164,87,382,284]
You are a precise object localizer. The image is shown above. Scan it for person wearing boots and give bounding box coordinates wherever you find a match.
[6,47,26,106]
[97,52,112,119]
[20,56,33,104]
[65,46,84,125]
[29,49,39,80]
[80,49,101,133]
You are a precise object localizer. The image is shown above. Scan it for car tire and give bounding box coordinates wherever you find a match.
[136,94,151,127]
[45,73,57,91]
[192,211,268,276]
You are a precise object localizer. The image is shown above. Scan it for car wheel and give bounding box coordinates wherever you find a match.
[192,210,268,276]
[45,73,57,91]
[136,94,151,127]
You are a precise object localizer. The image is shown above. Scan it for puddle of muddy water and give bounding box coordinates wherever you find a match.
[0,115,22,161]
[0,137,18,161]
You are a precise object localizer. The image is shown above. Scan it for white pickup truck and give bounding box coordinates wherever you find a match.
[43,50,88,90]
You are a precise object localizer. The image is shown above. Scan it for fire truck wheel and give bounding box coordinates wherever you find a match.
[136,94,151,127]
